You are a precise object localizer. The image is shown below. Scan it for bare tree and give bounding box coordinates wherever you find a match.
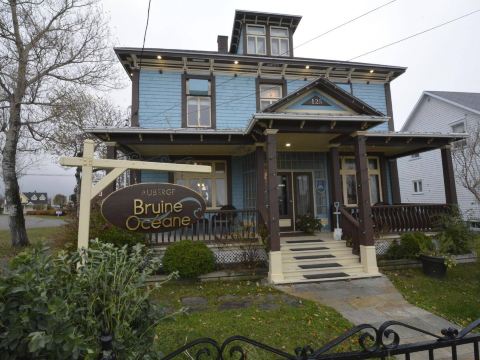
[452,123,480,203]
[0,0,120,246]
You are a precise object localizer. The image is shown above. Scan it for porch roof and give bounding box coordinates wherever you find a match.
[334,131,468,158]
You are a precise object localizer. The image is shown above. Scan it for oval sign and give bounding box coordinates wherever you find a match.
[101,183,206,233]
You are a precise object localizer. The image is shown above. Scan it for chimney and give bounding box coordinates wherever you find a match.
[217,35,228,54]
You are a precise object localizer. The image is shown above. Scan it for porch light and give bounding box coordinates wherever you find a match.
[234,60,239,64]
[305,65,310,69]
[369,69,374,73]
[157,55,162,59]
[285,143,291,147]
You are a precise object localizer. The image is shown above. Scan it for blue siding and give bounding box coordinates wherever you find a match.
[287,79,309,94]
[141,170,169,183]
[139,71,182,128]
[216,75,256,129]
[231,156,244,208]
[336,83,352,93]
[351,83,388,132]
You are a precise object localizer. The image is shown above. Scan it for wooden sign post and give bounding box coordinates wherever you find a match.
[59,139,211,250]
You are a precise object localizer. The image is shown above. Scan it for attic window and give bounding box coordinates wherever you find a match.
[270,26,289,56]
[246,25,266,55]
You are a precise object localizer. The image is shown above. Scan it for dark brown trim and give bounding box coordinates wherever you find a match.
[384,83,395,130]
[255,146,267,221]
[389,159,401,204]
[354,136,374,246]
[266,133,280,251]
[227,157,233,206]
[181,73,216,129]
[242,22,247,55]
[288,27,294,57]
[131,69,140,127]
[104,145,117,196]
[441,147,458,205]
[130,170,141,185]
[265,25,271,57]
[255,77,287,112]
[379,156,389,204]
[328,146,342,206]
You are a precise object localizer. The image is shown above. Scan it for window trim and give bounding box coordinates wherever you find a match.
[412,179,423,194]
[270,26,290,57]
[246,24,267,55]
[173,160,229,209]
[450,120,467,149]
[182,74,216,129]
[340,156,383,206]
[255,78,287,111]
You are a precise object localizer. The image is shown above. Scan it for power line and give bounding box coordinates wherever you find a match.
[348,8,480,61]
[139,0,153,70]
[152,0,398,122]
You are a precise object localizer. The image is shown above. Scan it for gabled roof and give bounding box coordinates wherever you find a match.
[22,191,48,205]
[402,91,480,131]
[261,76,385,116]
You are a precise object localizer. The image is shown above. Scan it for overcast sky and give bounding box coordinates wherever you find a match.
[3,0,480,198]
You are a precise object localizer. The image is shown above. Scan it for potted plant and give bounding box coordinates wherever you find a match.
[418,247,455,279]
[296,214,322,235]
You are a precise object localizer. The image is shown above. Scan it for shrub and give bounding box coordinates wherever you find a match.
[385,232,434,259]
[296,214,322,234]
[0,241,165,359]
[163,240,215,278]
[434,210,475,255]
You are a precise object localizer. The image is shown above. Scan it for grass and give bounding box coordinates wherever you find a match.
[152,281,357,358]
[0,227,62,259]
[385,263,480,327]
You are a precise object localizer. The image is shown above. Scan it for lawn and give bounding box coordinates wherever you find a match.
[385,263,480,327]
[0,226,62,259]
[152,281,357,358]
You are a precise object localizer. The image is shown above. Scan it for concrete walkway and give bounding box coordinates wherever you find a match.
[277,276,474,360]
[0,215,66,230]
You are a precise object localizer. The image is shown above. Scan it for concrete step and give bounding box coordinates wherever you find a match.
[282,254,360,264]
[281,264,364,275]
[281,242,348,251]
[277,272,381,284]
[282,258,360,268]
[280,234,334,242]
[281,247,353,257]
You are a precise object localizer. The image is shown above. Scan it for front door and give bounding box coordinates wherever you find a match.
[277,172,314,231]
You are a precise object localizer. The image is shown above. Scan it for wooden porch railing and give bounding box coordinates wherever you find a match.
[339,207,360,255]
[371,203,451,233]
[146,209,259,245]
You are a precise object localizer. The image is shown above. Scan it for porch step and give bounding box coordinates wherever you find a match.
[275,273,381,285]
[273,232,378,284]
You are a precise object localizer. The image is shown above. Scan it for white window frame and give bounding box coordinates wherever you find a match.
[246,24,266,55]
[451,121,467,149]
[410,153,420,160]
[259,84,283,110]
[270,26,290,56]
[412,179,423,194]
[340,156,383,206]
[174,161,227,209]
[186,79,212,128]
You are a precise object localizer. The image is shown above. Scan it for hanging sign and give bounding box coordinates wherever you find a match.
[101,183,206,232]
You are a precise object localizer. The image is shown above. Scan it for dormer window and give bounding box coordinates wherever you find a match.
[183,75,216,128]
[246,25,266,55]
[270,27,290,56]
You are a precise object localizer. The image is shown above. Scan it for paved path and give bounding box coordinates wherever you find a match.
[0,215,66,230]
[277,276,474,360]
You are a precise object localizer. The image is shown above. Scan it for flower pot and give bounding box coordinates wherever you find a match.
[419,254,447,278]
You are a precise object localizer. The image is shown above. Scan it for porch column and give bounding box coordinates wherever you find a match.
[441,146,458,205]
[354,135,379,275]
[131,69,140,127]
[328,145,342,228]
[103,142,117,196]
[265,129,283,283]
[255,144,267,223]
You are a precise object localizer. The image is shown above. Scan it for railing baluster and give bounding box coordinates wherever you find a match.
[474,340,479,360]
[452,345,457,360]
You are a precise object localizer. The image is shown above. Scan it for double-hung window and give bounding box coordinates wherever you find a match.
[259,84,283,110]
[413,180,423,194]
[340,157,383,206]
[246,25,266,55]
[270,26,289,56]
[186,78,212,128]
[451,121,467,148]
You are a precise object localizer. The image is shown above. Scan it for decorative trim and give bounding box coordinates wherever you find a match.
[181,73,216,129]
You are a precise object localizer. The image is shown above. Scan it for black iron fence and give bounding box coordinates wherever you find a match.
[99,318,480,359]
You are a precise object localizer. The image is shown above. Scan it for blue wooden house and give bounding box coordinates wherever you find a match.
[90,10,464,283]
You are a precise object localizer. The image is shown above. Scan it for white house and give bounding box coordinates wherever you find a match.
[397,91,480,224]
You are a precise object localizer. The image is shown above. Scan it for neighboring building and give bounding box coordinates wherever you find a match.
[398,91,480,223]
[88,10,463,283]
[22,191,49,212]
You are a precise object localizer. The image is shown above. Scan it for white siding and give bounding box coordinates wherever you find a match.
[398,95,480,220]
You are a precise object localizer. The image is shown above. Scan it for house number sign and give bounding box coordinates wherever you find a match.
[101,183,206,232]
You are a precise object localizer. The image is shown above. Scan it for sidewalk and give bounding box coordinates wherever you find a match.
[277,276,474,360]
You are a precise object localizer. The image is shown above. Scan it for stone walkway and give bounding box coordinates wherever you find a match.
[277,276,474,360]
